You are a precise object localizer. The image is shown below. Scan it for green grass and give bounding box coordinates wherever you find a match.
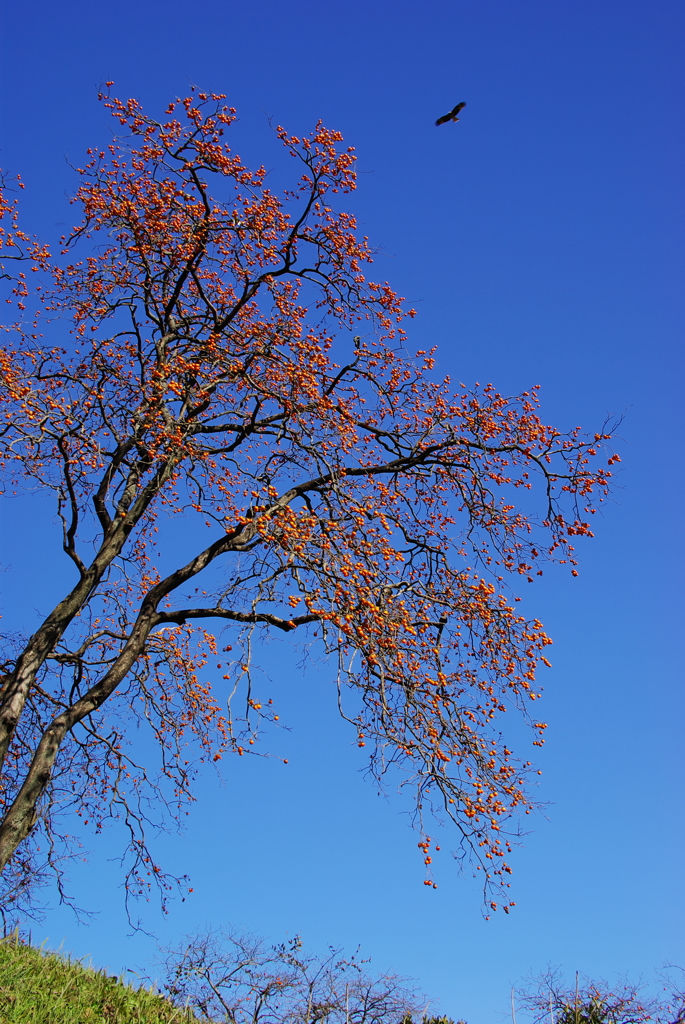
[0,935,197,1023]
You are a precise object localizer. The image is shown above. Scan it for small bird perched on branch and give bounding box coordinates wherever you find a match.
[435,101,467,126]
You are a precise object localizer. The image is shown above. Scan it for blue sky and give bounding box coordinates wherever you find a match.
[0,1,683,1020]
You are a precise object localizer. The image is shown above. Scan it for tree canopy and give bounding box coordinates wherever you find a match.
[0,88,617,921]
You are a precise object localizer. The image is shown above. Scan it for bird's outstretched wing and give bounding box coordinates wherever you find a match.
[435,101,467,126]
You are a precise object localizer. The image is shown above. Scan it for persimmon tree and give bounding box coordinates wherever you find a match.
[0,88,617,921]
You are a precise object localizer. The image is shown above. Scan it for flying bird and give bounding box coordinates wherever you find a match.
[435,101,467,126]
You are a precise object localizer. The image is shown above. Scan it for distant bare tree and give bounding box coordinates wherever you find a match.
[517,970,685,1024]
[156,930,426,1024]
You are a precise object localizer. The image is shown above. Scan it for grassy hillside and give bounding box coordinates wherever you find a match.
[0,935,196,1023]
